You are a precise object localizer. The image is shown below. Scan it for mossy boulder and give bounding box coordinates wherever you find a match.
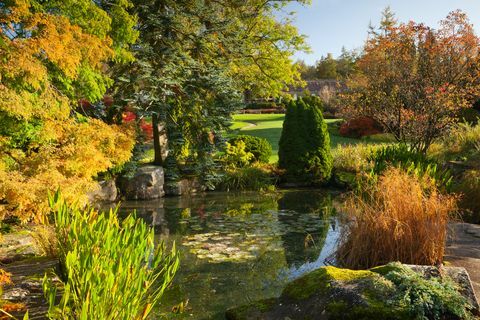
[226,263,478,320]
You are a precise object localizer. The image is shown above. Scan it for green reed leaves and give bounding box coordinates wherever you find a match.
[43,192,179,320]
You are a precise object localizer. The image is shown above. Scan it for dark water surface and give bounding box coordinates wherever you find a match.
[116,190,343,319]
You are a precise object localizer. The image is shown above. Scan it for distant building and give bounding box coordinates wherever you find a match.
[287,79,345,103]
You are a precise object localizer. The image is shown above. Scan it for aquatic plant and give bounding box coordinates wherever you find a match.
[43,193,179,320]
[337,168,456,269]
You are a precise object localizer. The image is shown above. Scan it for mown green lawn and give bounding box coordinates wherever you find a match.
[230,113,394,163]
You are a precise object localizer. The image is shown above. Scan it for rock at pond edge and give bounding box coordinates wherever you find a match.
[118,165,165,200]
[226,263,479,320]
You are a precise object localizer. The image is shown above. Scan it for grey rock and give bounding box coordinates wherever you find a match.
[118,166,165,200]
[87,180,117,203]
[164,178,206,196]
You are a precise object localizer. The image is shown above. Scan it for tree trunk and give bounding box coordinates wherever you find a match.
[152,114,165,166]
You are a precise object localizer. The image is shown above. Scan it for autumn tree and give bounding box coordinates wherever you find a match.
[342,10,480,153]
[0,0,137,220]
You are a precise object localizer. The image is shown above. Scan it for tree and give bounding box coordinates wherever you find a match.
[0,0,137,220]
[296,60,318,80]
[342,10,480,153]
[336,47,359,79]
[115,0,309,186]
[279,98,332,184]
[316,53,337,79]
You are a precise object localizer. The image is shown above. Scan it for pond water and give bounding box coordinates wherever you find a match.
[116,189,344,319]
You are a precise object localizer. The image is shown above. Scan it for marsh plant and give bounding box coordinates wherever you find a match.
[43,193,179,320]
[337,168,457,269]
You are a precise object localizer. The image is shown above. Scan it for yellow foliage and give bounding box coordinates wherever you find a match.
[0,120,134,222]
[0,0,135,221]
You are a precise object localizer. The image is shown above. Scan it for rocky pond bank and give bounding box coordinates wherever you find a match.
[1,222,480,319]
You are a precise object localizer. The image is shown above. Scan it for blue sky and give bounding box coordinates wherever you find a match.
[280,0,480,64]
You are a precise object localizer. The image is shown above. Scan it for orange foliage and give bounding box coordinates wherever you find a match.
[342,10,480,152]
[336,168,457,269]
[0,1,135,221]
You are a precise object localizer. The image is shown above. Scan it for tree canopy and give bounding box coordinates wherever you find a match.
[0,0,137,220]
[114,0,310,186]
[342,10,480,152]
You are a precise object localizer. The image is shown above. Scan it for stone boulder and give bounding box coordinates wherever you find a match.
[226,263,479,320]
[87,180,117,203]
[164,178,206,196]
[118,166,165,200]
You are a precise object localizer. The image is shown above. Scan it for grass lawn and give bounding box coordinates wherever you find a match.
[230,113,394,163]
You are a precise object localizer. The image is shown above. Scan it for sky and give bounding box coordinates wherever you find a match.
[280,0,480,65]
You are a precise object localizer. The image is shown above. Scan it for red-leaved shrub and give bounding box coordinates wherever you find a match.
[339,116,383,138]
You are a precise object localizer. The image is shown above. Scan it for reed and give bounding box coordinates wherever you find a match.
[43,193,179,320]
[336,168,457,269]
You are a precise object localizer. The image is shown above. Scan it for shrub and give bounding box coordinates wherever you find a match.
[339,116,383,138]
[429,122,480,162]
[217,165,277,191]
[301,95,324,111]
[336,168,457,269]
[332,143,387,173]
[278,98,333,184]
[453,169,480,223]
[229,135,272,164]
[369,144,452,190]
[221,141,254,169]
[459,107,480,125]
[43,193,179,320]
[245,101,277,110]
[382,263,475,320]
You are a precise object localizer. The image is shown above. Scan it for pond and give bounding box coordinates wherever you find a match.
[116,189,344,319]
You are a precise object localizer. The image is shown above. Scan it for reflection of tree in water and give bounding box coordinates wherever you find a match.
[162,192,279,235]
[277,190,333,267]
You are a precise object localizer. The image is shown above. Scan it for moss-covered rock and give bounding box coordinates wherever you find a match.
[225,263,478,320]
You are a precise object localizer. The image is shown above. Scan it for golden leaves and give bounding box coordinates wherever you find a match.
[0,0,134,221]
[0,118,135,221]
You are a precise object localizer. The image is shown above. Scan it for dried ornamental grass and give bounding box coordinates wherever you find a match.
[336,168,457,269]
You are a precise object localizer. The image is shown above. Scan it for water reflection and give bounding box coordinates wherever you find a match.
[113,189,342,319]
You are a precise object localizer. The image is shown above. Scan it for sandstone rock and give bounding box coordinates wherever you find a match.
[87,180,117,203]
[118,166,165,200]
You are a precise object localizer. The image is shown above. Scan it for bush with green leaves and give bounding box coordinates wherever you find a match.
[217,165,276,191]
[278,98,333,184]
[382,263,475,320]
[300,94,324,111]
[43,193,179,320]
[229,135,272,163]
[220,141,254,169]
[429,122,480,163]
[368,144,452,190]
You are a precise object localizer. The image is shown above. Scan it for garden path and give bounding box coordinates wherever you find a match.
[446,223,480,301]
